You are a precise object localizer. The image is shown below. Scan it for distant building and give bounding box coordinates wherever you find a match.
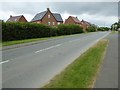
[64,16,82,25]
[81,19,91,30]
[31,8,63,26]
[7,15,28,22]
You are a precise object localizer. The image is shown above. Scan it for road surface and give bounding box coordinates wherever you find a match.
[2,31,110,88]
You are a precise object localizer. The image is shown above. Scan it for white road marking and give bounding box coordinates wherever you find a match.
[35,44,62,53]
[35,32,110,53]
[0,60,10,64]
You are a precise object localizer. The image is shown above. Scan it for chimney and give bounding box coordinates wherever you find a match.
[47,8,50,11]
[10,15,12,18]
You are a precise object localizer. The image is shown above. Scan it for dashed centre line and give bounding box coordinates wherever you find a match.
[34,35,104,54]
[35,44,62,53]
[1,32,110,65]
[0,60,10,65]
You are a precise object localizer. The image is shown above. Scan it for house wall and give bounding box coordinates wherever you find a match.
[64,17,76,24]
[41,11,58,26]
[33,20,42,24]
[19,16,28,22]
[81,23,87,30]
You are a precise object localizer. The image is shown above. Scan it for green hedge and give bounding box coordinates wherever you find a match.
[57,24,83,35]
[2,22,84,41]
[86,25,97,32]
[97,27,110,31]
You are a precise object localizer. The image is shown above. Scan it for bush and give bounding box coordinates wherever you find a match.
[97,27,110,31]
[57,24,83,35]
[2,22,84,41]
[87,25,97,32]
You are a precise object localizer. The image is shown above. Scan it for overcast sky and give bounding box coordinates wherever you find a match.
[0,1,119,27]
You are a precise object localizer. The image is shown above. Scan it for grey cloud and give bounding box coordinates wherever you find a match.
[0,2,50,14]
[0,2,118,26]
[51,2,118,17]
[0,2,118,16]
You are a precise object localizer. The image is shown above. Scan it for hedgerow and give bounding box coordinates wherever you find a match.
[2,22,84,41]
[86,25,97,32]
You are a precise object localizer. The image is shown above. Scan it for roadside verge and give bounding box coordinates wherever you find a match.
[2,33,87,51]
[43,39,109,88]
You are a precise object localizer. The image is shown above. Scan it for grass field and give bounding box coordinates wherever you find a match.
[43,39,108,88]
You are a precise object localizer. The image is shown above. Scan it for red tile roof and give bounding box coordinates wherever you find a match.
[7,15,23,22]
[70,16,82,24]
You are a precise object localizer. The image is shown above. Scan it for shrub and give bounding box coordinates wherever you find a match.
[97,27,110,31]
[2,22,84,41]
[57,24,83,35]
[87,25,97,32]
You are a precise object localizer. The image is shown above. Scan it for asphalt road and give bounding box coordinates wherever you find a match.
[2,31,110,88]
[94,33,118,88]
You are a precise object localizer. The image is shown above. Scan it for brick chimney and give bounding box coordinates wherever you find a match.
[10,15,12,18]
[47,8,50,11]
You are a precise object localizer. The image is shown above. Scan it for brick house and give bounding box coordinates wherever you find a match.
[31,8,63,26]
[64,16,82,26]
[7,15,28,22]
[81,19,91,30]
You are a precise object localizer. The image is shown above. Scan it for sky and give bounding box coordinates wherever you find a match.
[0,1,119,27]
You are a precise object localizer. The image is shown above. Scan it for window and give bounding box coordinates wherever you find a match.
[58,22,60,25]
[37,22,40,24]
[48,22,50,25]
[53,22,55,25]
[48,15,50,18]
[15,19,17,21]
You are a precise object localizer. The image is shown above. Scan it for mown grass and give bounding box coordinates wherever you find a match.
[2,38,47,46]
[43,39,108,88]
[2,33,88,46]
[111,30,118,34]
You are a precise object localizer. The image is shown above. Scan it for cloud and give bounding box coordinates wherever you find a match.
[51,2,118,17]
[77,13,118,27]
[0,2,118,27]
[0,10,33,22]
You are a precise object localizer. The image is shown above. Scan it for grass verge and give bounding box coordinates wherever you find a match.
[2,38,47,46]
[2,33,89,46]
[111,31,118,34]
[43,39,108,88]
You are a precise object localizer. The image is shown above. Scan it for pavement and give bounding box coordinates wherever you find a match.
[1,31,110,88]
[94,32,118,88]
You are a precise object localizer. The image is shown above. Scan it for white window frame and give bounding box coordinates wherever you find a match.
[48,15,50,18]
[58,22,60,25]
[53,22,55,25]
[37,22,40,24]
[48,22,50,25]
[15,19,17,21]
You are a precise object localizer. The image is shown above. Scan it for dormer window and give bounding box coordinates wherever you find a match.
[48,15,50,18]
